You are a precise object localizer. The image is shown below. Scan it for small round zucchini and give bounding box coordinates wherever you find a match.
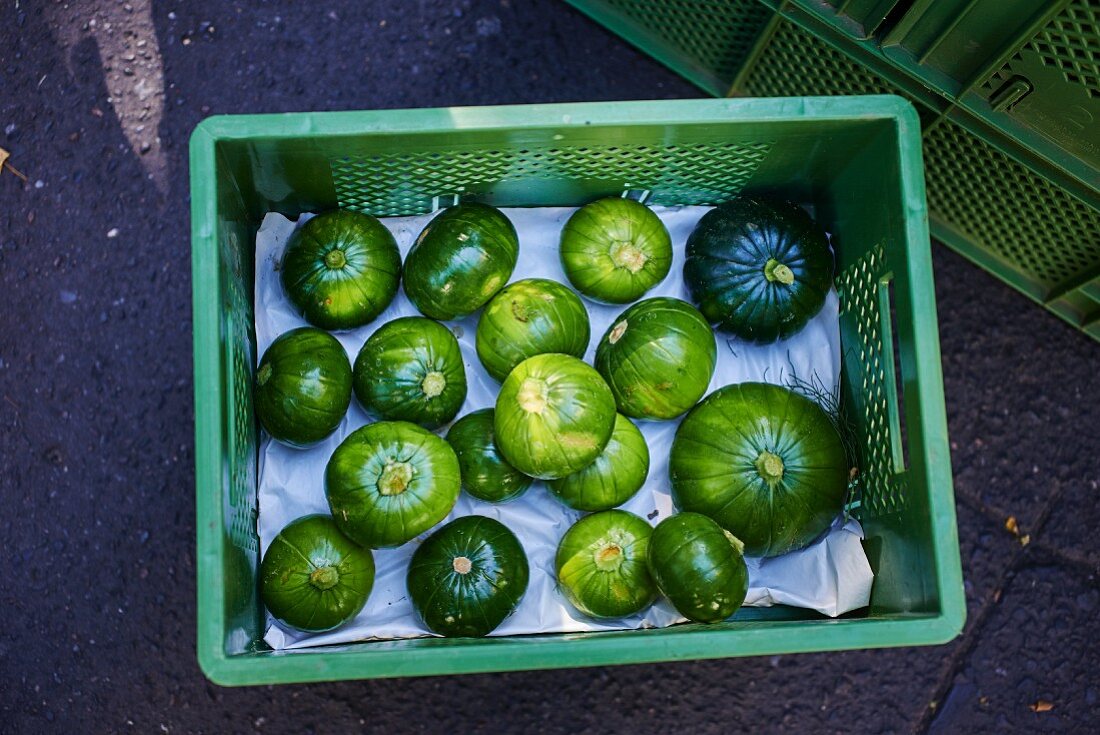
[280,210,401,330]
[548,413,649,511]
[647,512,748,623]
[559,197,672,304]
[353,316,466,430]
[403,203,519,320]
[446,409,533,503]
[555,510,657,619]
[260,515,375,633]
[494,353,616,480]
[325,421,461,548]
[407,515,530,637]
[255,327,352,447]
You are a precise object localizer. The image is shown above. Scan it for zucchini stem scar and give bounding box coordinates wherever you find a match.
[517,377,549,414]
[755,451,785,482]
[378,460,414,495]
[610,240,647,273]
[324,249,347,269]
[609,320,628,344]
[764,258,795,285]
[309,565,340,590]
[723,529,746,556]
[593,541,625,571]
[421,371,446,398]
[511,299,530,323]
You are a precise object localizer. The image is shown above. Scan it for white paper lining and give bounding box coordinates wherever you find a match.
[255,206,874,650]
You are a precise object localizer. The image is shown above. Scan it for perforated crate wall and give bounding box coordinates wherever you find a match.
[331,140,774,216]
[220,224,258,554]
[971,0,1100,182]
[568,0,773,94]
[923,120,1100,294]
[1025,0,1100,97]
[837,244,909,518]
[741,20,944,124]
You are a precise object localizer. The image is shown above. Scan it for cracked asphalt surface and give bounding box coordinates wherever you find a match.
[2,1,1098,732]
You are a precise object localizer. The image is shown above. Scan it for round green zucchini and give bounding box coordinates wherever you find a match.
[407,515,529,637]
[684,196,833,343]
[281,210,402,330]
[555,509,657,619]
[260,514,375,633]
[445,409,533,503]
[352,316,467,430]
[403,203,519,320]
[325,421,461,548]
[255,327,352,447]
[559,197,672,303]
[493,353,616,480]
[594,297,716,420]
[669,382,848,557]
[475,278,590,383]
[647,512,748,623]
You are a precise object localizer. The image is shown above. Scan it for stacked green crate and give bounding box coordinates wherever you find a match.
[565,0,1100,339]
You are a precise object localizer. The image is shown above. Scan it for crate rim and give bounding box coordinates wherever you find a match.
[189,95,927,139]
[191,96,964,686]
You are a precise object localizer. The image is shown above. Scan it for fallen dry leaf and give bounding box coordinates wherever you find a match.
[0,147,27,181]
[1005,516,1019,535]
[1029,701,1054,713]
[1019,534,1031,546]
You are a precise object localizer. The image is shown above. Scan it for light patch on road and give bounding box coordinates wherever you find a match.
[50,1,168,191]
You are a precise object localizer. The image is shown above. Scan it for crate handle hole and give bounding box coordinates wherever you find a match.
[878,273,910,474]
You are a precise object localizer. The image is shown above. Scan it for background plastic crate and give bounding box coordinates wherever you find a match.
[566,0,1100,340]
[191,97,963,685]
[881,0,1099,189]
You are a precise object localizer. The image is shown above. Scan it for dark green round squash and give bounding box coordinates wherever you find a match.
[352,316,467,430]
[445,409,533,503]
[684,196,833,343]
[548,413,649,511]
[255,327,352,447]
[403,203,519,320]
[555,510,657,619]
[407,515,529,637]
[594,297,716,420]
[325,421,461,548]
[475,278,591,383]
[260,515,375,633]
[281,210,402,330]
[670,382,848,557]
[494,353,617,480]
[647,512,748,623]
[559,197,672,304]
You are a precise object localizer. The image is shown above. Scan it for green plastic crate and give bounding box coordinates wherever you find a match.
[191,97,963,686]
[881,0,1099,190]
[774,0,1099,195]
[783,0,900,39]
[566,0,1100,339]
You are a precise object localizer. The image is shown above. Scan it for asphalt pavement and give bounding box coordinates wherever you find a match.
[1,1,1098,733]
